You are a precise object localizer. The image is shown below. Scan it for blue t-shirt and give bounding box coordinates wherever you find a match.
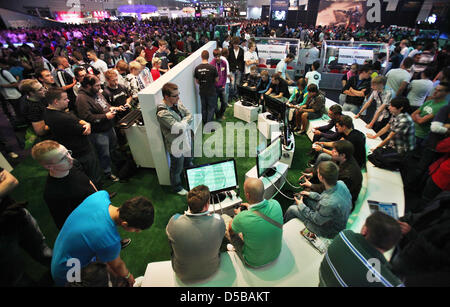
[51,191,121,285]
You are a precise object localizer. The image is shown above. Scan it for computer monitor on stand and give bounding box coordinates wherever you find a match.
[184,159,239,204]
[263,94,292,149]
[238,85,258,106]
[257,136,282,178]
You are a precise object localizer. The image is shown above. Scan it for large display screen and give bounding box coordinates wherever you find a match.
[316,0,367,27]
[257,137,282,178]
[185,159,238,194]
[271,10,287,21]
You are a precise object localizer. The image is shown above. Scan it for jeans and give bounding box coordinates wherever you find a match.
[215,87,228,119]
[200,94,218,124]
[230,70,242,99]
[169,153,193,192]
[304,63,312,74]
[342,103,361,115]
[89,128,119,175]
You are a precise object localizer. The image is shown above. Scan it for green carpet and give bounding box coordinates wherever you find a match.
[10,103,311,284]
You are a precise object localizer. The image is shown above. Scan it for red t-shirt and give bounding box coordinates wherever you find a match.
[145,46,158,62]
[151,68,160,81]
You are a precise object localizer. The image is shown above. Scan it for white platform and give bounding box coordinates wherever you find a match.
[207,190,242,216]
[125,124,155,168]
[141,218,323,287]
[257,112,281,140]
[245,161,289,200]
[233,100,261,123]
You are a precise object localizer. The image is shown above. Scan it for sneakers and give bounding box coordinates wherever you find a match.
[227,244,236,252]
[176,189,188,196]
[121,238,131,249]
[106,173,120,182]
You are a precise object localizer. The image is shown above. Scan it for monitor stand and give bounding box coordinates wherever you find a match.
[264,167,276,177]
[210,192,227,204]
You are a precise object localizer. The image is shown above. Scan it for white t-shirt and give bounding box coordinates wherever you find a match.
[90,59,108,83]
[386,68,412,94]
[0,69,21,100]
[305,70,321,88]
[221,56,231,84]
[407,79,434,107]
[276,60,287,79]
[244,50,258,74]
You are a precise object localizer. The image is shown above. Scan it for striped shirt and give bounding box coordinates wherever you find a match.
[319,230,404,287]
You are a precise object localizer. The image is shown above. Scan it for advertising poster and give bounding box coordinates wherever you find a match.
[271,0,289,22]
[256,44,288,61]
[338,48,374,65]
[316,0,367,27]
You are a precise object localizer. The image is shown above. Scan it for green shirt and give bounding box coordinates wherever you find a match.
[319,230,404,287]
[231,199,283,267]
[415,99,448,139]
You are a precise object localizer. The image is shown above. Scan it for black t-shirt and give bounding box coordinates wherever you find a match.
[44,108,91,158]
[43,167,96,230]
[269,78,290,99]
[344,76,371,106]
[343,129,367,168]
[194,63,218,97]
[21,97,46,124]
[154,51,169,69]
[103,85,129,107]
[54,69,76,111]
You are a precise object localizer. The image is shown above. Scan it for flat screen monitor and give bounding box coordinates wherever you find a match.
[271,10,287,21]
[185,159,238,194]
[237,85,258,104]
[257,136,282,178]
[264,94,287,121]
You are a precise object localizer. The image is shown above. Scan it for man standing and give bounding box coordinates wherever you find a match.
[87,50,108,84]
[223,178,283,268]
[211,49,228,121]
[228,37,245,100]
[275,53,295,85]
[153,40,171,75]
[386,57,413,98]
[166,185,225,283]
[156,82,193,196]
[44,88,102,186]
[53,56,77,111]
[319,211,403,287]
[76,74,123,182]
[194,50,219,125]
[19,79,49,138]
[36,68,57,91]
[51,192,154,286]
[284,161,352,239]
[305,42,320,73]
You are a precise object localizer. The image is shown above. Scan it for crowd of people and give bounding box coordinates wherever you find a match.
[0,16,449,287]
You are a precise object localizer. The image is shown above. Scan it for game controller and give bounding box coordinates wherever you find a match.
[226,191,233,199]
[239,205,248,211]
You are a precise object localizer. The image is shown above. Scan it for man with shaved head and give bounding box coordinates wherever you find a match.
[223,178,283,267]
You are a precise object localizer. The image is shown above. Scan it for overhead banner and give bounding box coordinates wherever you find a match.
[316,0,368,27]
[270,0,289,23]
[256,44,288,60]
[338,48,374,65]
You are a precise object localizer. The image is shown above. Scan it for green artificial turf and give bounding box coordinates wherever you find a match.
[10,102,311,284]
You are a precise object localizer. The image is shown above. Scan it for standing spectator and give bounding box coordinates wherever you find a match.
[194,50,218,125]
[125,61,144,104]
[156,82,193,196]
[166,185,225,283]
[153,40,171,75]
[305,61,321,88]
[87,50,108,84]
[411,44,435,78]
[110,48,128,67]
[150,58,161,81]
[31,140,97,229]
[284,161,352,239]
[53,56,77,111]
[386,57,413,98]
[51,192,154,286]
[76,74,123,182]
[243,42,259,77]
[342,65,372,114]
[211,49,228,120]
[135,56,153,88]
[0,58,23,127]
[144,40,158,63]
[319,212,403,287]
[44,88,102,186]
[36,68,57,91]
[73,66,87,98]
[305,42,320,73]
[19,79,49,138]
[275,53,295,85]
[407,68,435,113]
[227,36,245,100]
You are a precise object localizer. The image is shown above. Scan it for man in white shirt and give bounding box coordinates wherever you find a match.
[87,50,108,84]
[407,68,435,112]
[386,57,414,97]
[0,60,22,126]
[222,35,230,50]
[400,39,409,58]
[276,53,295,85]
[244,42,259,75]
[304,42,320,73]
[305,61,321,88]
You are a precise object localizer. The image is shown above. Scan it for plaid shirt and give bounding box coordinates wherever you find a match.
[388,112,415,154]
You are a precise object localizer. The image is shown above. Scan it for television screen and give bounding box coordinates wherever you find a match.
[271,10,287,21]
[264,94,287,120]
[257,136,282,178]
[185,159,238,194]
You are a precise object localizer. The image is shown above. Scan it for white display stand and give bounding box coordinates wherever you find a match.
[233,100,261,123]
[124,124,155,168]
[207,190,242,216]
[257,112,281,140]
[245,161,289,200]
[138,41,216,185]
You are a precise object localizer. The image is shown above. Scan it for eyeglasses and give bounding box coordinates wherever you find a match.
[170,93,180,98]
[59,150,72,163]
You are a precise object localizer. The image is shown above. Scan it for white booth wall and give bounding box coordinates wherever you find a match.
[138,41,216,186]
